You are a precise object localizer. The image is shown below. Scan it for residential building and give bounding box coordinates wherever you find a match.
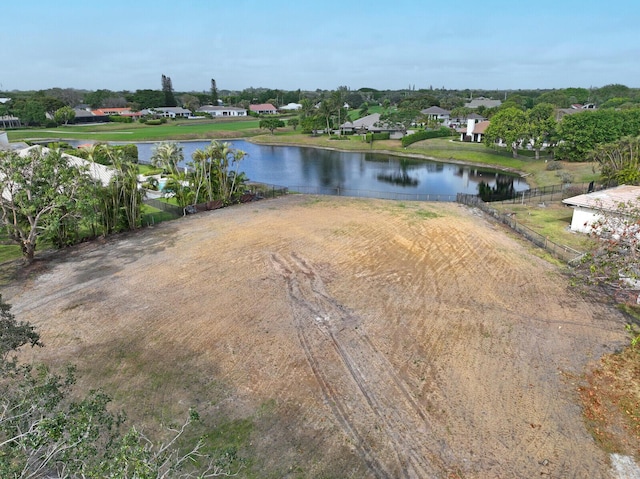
[249,104,278,115]
[464,97,502,109]
[197,105,247,117]
[460,119,490,142]
[562,184,640,233]
[144,107,192,118]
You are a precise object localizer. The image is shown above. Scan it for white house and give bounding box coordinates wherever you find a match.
[420,106,450,124]
[562,184,640,233]
[197,105,247,117]
[145,107,192,118]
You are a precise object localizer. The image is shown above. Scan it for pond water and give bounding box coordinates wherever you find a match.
[65,139,528,200]
[133,140,528,201]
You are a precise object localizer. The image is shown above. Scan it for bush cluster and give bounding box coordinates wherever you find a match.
[545,161,563,171]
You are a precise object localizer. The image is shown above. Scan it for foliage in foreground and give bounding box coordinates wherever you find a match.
[575,197,640,304]
[0,294,243,478]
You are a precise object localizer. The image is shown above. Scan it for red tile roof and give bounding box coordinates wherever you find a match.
[249,103,277,112]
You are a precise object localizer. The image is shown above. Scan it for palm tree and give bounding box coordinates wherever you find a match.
[190,141,248,205]
[150,142,184,174]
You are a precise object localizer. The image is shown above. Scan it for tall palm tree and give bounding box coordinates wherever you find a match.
[150,142,184,175]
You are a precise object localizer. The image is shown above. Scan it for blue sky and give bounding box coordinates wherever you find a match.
[2,0,638,92]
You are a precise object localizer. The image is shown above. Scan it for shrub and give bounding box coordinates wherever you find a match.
[108,115,133,123]
[365,132,390,143]
[401,127,452,147]
[556,171,573,184]
[545,161,563,171]
[145,119,162,125]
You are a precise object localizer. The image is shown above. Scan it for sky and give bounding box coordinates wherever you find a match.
[2,0,639,93]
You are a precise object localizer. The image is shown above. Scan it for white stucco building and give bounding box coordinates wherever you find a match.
[562,185,640,233]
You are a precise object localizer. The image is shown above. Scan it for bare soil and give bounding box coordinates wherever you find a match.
[3,195,631,478]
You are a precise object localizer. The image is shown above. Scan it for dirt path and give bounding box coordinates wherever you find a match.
[4,195,630,478]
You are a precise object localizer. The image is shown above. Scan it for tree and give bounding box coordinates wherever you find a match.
[0,147,90,262]
[381,108,420,130]
[210,78,219,105]
[288,118,299,130]
[576,197,640,304]
[127,90,165,109]
[180,94,200,112]
[14,100,46,126]
[484,107,527,158]
[53,106,76,125]
[259,117,285,134]
[84,89,116,109]
[150,142,184,175]
[161,74,177,107]
[556,109,640,162]
[526,103,557,159]
[0,294,42,363]
[318,99,336,134]
[0,296,243,478]
[590,136,640,186]
[190,141,247,205]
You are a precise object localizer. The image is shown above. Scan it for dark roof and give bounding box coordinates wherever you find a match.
[421,106,450,115]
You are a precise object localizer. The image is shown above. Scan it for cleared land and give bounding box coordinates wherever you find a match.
[4,195,630,478]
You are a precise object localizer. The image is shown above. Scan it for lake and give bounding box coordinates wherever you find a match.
[132,140,528,201]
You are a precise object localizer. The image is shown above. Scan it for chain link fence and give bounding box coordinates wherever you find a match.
[457,194,585,264]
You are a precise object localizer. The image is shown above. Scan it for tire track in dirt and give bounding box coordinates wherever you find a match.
[271,252,443,478]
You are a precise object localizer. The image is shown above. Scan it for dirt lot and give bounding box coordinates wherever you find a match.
[3,195,632,478]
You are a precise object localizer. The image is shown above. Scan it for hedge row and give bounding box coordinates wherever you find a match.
[401,127,453,147]
[108,115,134,123]
[365,132,390,142]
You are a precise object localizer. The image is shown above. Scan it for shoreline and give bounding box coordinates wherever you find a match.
[245,137,528,177]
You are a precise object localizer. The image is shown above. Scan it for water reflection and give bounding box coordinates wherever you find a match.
[377,159,419,187]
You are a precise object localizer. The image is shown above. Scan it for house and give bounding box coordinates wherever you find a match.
[72,108,109,124]
[279,103,302,111]
[340,113,381,134]
[464,97,502,109]
[562,184,640,233]
[460,119,490,142]
[449,112,486,128]
[92,107,142,120]
[0,115,21,128]
[145,107,192,118]
[420,106,450,124]
[339,113,406,139]
[197,105,247,117]
[249,103,278,115]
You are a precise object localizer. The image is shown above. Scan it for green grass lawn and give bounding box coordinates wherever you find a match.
[7,118,262,142]
[141,204,180,226]
[138,164,164,176]
[490,201,594,253]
